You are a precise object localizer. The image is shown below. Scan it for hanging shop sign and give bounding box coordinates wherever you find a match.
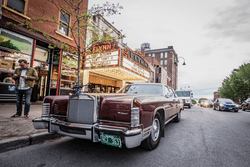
[0,28,34,55]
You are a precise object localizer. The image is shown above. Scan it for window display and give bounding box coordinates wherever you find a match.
[0,50,31,78]
[50,64,58,88]
[60,52,77,90]
[34,47,48,62]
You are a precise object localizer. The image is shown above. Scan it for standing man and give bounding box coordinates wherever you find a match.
[11,59,38,118]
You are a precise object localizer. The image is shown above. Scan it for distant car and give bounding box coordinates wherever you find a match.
[202,100,213,108]
[213,98,238,112]
[242,98,250,111]
[200,100,205,107]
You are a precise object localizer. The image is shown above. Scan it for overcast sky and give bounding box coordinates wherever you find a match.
[88,0,250,99]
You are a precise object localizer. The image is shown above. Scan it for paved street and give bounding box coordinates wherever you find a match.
[1,106,250,167]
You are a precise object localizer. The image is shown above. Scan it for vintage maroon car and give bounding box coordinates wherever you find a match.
[33,83,183,150]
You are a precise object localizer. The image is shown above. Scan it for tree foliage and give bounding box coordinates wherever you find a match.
[198,98,207,104]
[218,63,250,102]
[192,100,197,104]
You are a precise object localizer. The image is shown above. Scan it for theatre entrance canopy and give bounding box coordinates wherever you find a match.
[83,42,150,90]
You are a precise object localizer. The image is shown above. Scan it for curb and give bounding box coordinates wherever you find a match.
[0,102,43,105]
[0,132,63,153]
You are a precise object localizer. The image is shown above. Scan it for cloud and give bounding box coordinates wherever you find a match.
[207,0,250,42]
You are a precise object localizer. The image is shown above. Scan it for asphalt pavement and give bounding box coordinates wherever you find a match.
[1,106,250,167]
[0,101,62,153]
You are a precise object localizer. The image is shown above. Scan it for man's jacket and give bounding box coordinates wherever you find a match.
[13,67,38,88]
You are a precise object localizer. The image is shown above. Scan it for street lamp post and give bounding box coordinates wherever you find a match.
[177,57,186,65]
[174,56,186,90]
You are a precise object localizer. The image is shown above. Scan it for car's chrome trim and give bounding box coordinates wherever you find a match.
[142,126,152,140]
[165,114,176,125]
[99,119,131,125]
[50,114,67,117]
[33,117,144,148]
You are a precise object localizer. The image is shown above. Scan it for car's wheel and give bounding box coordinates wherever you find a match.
[173,111,181,123]
[242,106,245,111]
[234,110,238,112]
[141,112,162,150]
[189,104,191,108]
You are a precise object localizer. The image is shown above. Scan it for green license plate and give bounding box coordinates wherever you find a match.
[100,133,122,148]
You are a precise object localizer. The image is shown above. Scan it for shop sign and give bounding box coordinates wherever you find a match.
[0,28,34,55]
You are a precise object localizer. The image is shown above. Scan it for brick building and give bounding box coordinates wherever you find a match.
[214,91,221,101]
[0,0,88,100]
[142,44,179,90]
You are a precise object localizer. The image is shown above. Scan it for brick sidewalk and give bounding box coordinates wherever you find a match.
[0,102,62,153]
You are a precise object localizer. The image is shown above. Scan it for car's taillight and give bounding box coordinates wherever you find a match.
[131,107,140,127]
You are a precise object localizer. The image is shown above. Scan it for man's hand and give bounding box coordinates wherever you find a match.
[13,74,19,78]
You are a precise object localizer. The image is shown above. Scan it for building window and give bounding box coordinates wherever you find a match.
[148,54,151,57]
[164,60,167,65]
[165,52,168,58]
[152,53,155,57]
[160,60,163,65]
[160,53,163,58]
[7,0,26,14]
[164,67,167,70]
[59,11,70,36]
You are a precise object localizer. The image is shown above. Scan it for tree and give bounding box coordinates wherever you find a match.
[218,63,250,102]
[192,100,197,104]
[6,0,123,90]
[198,98,207,104]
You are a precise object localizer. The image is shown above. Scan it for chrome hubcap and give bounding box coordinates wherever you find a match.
[151,118,160,142]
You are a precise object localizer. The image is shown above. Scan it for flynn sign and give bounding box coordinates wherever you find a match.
[90,42,118,53]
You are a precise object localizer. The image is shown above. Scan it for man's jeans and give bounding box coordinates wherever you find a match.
[15,88,33,116]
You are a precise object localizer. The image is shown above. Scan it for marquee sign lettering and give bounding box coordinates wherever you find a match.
[90,42,118,53]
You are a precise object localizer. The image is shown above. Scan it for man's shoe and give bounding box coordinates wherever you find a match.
[11,114,20,118]
[24,114,29,119]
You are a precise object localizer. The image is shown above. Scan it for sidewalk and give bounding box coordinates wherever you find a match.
[0,101,62,153]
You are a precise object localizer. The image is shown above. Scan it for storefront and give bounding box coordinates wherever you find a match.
[0,27,79,101]
[0,28,34,101]
[83,42,150,93]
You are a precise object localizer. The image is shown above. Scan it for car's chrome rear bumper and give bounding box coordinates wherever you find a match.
[33,117,143,148]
